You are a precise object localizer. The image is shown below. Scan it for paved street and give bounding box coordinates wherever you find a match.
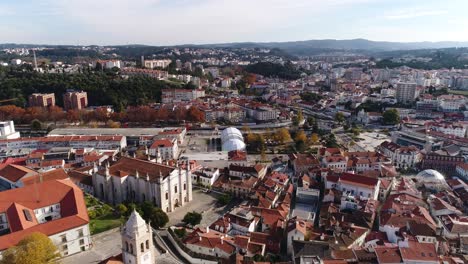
[62,228,122,264]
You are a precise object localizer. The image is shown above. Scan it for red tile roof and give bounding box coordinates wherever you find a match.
[339,172,379,188]
[0,164,38,182]
[0,179,89,250]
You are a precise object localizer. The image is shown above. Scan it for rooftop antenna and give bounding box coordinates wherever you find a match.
[33,49,38,71]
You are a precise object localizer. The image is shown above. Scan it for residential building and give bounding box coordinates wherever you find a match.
[93,60,121,69]
[421,153,465,176]
[336,173,380,200]
[183,228,236,259]
[192,167,220,187]
[143,59,172,69]
[161,89,205,103]
[149,138,178,160]
[396,82,417,104]
[63,90,88,110]
[121,68,169,79]
[379,141,422,169]
[28,93,56,107]
[0,179,91,257]
[456,163,468,181]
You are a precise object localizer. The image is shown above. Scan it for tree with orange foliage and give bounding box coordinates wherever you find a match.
[48,106,66,124]
[243,73,256,85]
[0,105,26,123]
[66,109,81,123]
[186,106,205,122]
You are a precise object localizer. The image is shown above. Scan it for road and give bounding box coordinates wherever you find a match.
[62,228,122,264]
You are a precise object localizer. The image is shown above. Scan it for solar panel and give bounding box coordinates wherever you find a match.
[23,209,33,222]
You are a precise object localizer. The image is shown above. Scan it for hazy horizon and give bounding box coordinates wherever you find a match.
[1,0,468,45]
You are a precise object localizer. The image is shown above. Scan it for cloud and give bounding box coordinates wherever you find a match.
[383,9,448,20]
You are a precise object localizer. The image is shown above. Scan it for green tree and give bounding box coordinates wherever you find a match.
[0,232,60,264]
[116,204,128,216]
[182,211,202,226]
[383,109,400,125]
[335,112,345,124]
[31,119,42,130]
[148,207,169,229]
[218,193,232,206]
[293,110,304,126]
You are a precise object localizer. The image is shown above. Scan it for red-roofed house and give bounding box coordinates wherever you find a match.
[183,228,236,259]
[337,173,380,200]
[0,164,38,191]
[149,138,178,160]
[0,179,90,256]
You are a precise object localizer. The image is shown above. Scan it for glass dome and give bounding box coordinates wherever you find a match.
[416,169,445,182]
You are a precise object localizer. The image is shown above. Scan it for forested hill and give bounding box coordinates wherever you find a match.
[0,67,174,111]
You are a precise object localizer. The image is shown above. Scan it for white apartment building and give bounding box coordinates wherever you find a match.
[379,141,423,169]
[192,167,220,187]
[0,121,20,140]
[438,94,466,112]
[430,123,467,138]
[149,138,178,160]
[396,82,417,104]
[143,59,172,69]
[337,173,380,200]
[161,89,205,103]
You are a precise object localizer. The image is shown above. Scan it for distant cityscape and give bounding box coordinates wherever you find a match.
[0,42,467,264]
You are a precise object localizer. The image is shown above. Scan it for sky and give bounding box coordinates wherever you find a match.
[0,0,467,45]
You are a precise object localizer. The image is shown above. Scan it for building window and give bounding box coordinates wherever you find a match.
[125,242,129,252]
[61,235,67,243]
[130,244,133,254]
[146,240,149,249]
[174,186,178,193]
[165,192,168,200]
[78,229,84,237]
[141,243,144,252]
[184,183,186,191]
[81,246,86,252]
[62,245,68,251]
[79,239,85,245]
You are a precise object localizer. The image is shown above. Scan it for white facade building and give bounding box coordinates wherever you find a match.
[0,121,20,140]
[93,157,192,213]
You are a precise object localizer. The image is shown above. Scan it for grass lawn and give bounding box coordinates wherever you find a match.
[90,214,122,235]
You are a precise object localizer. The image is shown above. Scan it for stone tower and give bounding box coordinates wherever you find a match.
[121,210,155,264]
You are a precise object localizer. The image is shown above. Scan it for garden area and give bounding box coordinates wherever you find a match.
[85,195,122,235]
[85,195,170,235]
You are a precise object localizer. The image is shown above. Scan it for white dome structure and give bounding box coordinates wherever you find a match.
[221,127,244,143]
[222,138,246,152]
[221,127,246,152]
[416,169,446,183]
